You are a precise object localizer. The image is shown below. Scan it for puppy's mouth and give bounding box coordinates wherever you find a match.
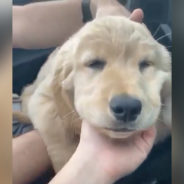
[101,127,136,139]
[104,127,135,132]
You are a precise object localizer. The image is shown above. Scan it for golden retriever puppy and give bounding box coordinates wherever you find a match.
[20,16,171,172]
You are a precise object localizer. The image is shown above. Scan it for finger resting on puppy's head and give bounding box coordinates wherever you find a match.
[130,8,144,23]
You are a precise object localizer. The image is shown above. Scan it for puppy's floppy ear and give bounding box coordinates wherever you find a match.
[52,37,78,91]
[158,46,172,128]
[50,36,82,138]
[161,73,172,128]
[62,70,74,90]
[50,36,79,113]
[50,36,82,137]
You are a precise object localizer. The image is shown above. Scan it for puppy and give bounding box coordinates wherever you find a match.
[20,16,171,172]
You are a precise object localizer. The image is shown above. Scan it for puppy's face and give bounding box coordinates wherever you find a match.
[61,16,171,138]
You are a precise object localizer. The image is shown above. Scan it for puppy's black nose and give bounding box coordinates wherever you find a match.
[110,95,142,122]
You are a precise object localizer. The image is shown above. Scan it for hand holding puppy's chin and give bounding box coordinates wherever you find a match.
[78,121,156,182]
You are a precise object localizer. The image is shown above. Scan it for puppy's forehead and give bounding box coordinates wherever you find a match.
[81,17,152,42]
[76,16,156,58]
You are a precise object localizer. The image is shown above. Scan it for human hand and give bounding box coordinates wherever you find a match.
[50,120,156,184]
[77,121,156,183]
[91,0,144,23]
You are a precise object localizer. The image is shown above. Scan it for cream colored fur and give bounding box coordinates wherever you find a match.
[20,16,171,172]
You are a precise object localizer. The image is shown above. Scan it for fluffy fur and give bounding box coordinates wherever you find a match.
[20,16,171,172]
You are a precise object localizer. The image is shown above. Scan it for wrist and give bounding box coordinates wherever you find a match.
[50,150,112,184]
[92,0,130,18]
[69,148,113,184]
[90,0,110,18]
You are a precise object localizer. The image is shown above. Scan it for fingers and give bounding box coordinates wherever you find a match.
[130,8,144,23]
[142,126,157,147]
[131,126,156,157]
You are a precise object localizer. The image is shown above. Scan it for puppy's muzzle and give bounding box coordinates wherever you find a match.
[110,95,142,122]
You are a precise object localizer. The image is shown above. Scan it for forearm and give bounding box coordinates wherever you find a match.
[13,0,130,49]
[13,130,51,184]
[13,0,84,49]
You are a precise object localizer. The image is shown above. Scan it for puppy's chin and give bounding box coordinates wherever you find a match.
[100,128,136,139]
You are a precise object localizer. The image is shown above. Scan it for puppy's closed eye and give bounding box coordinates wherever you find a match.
[139,60,152,72]
[86,59,106,70]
